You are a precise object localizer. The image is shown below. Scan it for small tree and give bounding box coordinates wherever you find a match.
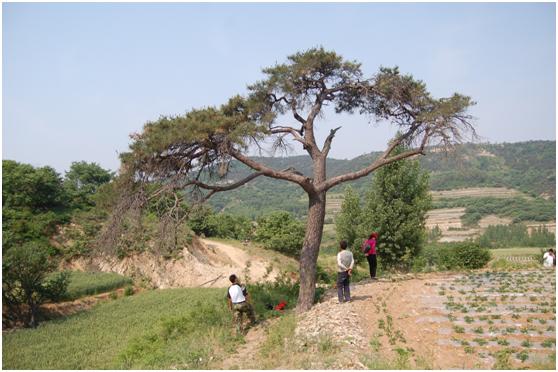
[2,243,69,328]
[359,145,432,269]
[254,211,305,257]
[64,161,114,209]
[428,225,443,243]
[335,185,362,248]
[103,48,474,311]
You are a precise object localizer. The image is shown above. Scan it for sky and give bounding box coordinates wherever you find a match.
[2,2,556,174]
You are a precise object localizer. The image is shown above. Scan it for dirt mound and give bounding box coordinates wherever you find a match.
[295,296,367,348]
[65,238,281,288]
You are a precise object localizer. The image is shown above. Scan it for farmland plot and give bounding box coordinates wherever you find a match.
[353,270,556,369]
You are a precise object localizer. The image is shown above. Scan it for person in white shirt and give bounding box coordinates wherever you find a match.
[543,249,555,268]
[226,274,256,333]
[336,240,354,303]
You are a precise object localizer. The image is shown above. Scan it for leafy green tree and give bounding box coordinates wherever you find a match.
[2,243,69,328]
[211,213,253,240]
[359,146,432,269]
[254,211,305,257]
[186,205,218,237]
[335,185,362,248]
[2,160,67,211]
[107,48,474,311]
[2,160,69,251]
[64,161,113,209]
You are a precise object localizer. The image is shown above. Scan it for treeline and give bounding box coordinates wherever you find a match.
[478,224,555,248]
[2,160,114,327]
[2,160,113,253]
[433,196,555,226]
[188,207,305,258]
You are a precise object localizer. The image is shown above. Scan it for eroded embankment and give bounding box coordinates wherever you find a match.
[64,238,281,288]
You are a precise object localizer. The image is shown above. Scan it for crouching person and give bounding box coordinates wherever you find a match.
[227,274,256,334]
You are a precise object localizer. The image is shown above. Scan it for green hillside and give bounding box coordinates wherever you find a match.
[209,141,555,218]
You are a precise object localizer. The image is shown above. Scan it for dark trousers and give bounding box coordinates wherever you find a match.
[367,254,377,278]
[337,271,351,302]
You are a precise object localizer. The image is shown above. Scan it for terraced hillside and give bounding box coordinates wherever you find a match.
[206,141,555,243]
[209,141,555,219]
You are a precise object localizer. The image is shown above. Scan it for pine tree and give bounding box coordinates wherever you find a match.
[359,146,431,269]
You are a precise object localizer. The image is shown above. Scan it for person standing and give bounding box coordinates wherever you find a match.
[226,274,256,334]
[337,240,354,303]
[362,232,378,280]
[543,249,555,268]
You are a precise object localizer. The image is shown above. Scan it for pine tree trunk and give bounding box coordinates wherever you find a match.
[296,191,326,312]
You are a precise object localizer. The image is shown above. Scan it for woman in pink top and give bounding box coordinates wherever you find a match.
[362,232,378,280]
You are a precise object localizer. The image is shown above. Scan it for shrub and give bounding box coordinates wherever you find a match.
[249,273,324,319]
[254,211,305,258]
[412,242,491,271]
[124,286,135,296]
[2,243,69,327]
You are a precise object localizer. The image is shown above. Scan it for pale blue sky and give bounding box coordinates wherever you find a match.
[3,2,556,174]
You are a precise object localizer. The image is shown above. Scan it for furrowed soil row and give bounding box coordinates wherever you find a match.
[351,270,556,369]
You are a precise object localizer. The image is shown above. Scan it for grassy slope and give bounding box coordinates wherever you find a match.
[2,288,240,369]
[490,247,545,258]
[64,271,132,299]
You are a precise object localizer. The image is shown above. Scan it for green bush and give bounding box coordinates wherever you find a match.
[2,243,69,327]
[253,211,305,257]
[124,286,135,296]
[186,205,253,240]
[249,274,324,319]
[412,242,491,272]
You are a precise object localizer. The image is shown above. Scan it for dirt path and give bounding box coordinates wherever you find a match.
[220,320,273,369]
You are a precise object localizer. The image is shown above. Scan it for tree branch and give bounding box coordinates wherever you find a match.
[290,99,306,125]
[230,149,313,191]
[322,126,342,157]
[270,126,308,146]
[319,127,431,192]
[185,171,265,192]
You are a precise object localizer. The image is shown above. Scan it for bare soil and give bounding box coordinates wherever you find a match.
[350,271,556,369]
[66,238,284,289]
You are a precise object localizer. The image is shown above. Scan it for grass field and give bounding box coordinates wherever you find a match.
[2,288,242,369]
[63,271,133,300]
[489,247,545,258]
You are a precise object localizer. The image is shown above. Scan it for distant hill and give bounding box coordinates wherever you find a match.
[208,140,555,218]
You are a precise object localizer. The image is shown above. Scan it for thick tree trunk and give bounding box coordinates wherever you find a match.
[296,191,326,312]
